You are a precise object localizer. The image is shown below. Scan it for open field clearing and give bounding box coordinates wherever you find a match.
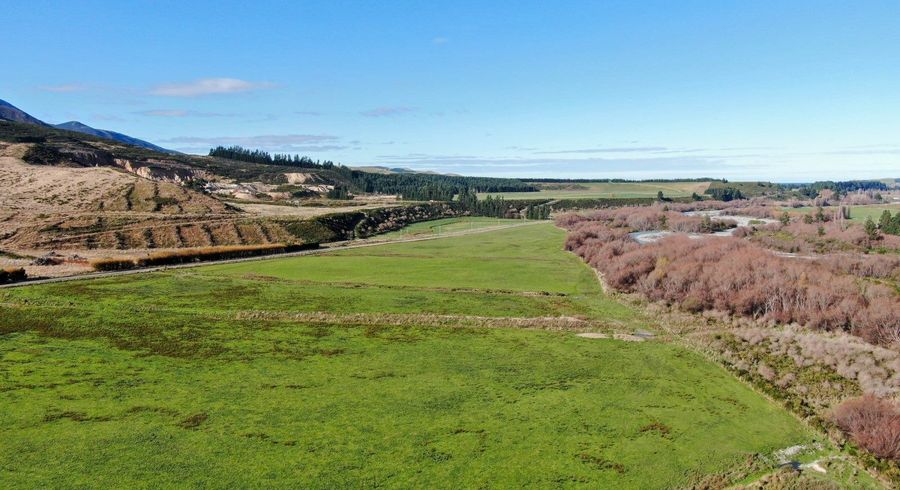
[786,204,900,223]
[847,204,900,222]
[478,181,710,200]
[378,216,525,239]
[0,224,829,487]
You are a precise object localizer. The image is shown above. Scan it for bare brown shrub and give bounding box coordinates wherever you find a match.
[832,394,900,461]
[752,220,900,254]
[820,254,900,280]
[559,213,900,345]
[664,199,777,218]
[730,326,900,397]
[89,257,137,271]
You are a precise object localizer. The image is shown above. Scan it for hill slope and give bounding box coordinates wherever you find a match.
[54,120,173,153]
[0,98,173,152]
[0,119,347,185]
[0,99,50,126]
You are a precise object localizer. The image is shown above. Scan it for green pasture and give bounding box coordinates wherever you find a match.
[0,224,823,488]
[378,216,524,239]
[785,204,900,223]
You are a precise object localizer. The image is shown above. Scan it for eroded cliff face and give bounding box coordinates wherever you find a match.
[13,141,209,184]
[113,158,213,183]
[284,172,324,184]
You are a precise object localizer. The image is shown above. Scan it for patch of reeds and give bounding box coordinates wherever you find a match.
[234,310,607,332]
[90,243,318,271]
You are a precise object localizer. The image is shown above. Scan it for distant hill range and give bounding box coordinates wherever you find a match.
[0,99,49,126]
[0,98,173,153]
[53,120,172,153]
[351,165,461,177]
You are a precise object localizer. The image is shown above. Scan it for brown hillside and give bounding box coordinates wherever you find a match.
[0,150,257,252]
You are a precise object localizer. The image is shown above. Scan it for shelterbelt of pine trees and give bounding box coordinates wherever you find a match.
[208,145,538,201]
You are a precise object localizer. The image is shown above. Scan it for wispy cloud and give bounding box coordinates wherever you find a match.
[160,133,345,153]
[364,150,897,181]
[91,113,125,122]
[149,78,276,97]
[534,146,668,155]
[826,148,900,155]
[360,106,415,117]
[136,109,239,118]
[39,83,90,93]
[370,153,734,178]
[161,134,338,146]
[294,111,322,116]
[529,146,770,156]
[843,143,900,149]
[432,37,450,45]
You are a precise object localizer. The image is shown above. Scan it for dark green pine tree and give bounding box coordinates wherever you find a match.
[864,217,880,241]
[878,210,893,233]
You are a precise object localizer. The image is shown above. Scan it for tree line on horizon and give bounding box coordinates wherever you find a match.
[209,145,339,169]
[208,145,538,201]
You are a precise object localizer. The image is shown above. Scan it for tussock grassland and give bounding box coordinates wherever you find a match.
[0,224,853,488]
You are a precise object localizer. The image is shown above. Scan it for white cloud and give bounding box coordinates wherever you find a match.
[159,133,347,153]
[162,134,338,145]
[90,113,125,122]
[39,83,90,93]
[140,109,189,117]
[360,106,415,117]
[534,146,669,154]
[136,109,238,118]
[432,37,450,45]
[149,78,275,97]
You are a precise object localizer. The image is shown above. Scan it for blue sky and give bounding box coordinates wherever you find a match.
[3,0,899,181]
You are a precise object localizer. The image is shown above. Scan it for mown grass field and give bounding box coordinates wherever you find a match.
[378,216,524,239]
[786,203,900,223]
[478,181,710,200]
[846,204,900,223]
[0,224,821,487]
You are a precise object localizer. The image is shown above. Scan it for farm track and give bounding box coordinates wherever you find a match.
[1,220,543,288]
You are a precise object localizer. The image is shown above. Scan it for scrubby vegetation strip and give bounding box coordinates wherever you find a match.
[234,310,609,332]
[559,207,899,346]
[90,243,319,271]
[557,204,900,483]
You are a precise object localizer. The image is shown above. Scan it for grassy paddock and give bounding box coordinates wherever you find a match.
[0,224,819,488]
[847,204,900,223]
[785,204,900,223]
[378,216,524,239]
